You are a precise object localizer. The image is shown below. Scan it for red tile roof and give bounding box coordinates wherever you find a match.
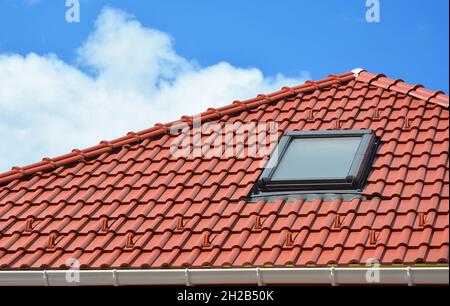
[0,70,448,270]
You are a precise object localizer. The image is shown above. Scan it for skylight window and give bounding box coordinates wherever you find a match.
[254,130,378,194]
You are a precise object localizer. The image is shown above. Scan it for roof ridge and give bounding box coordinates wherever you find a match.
[355,70,449,108]
[0,71,355,186]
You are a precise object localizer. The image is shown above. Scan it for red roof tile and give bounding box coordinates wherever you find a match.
[0,70,448,270]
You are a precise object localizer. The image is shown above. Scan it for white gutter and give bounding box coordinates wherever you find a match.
[0,267,447,286]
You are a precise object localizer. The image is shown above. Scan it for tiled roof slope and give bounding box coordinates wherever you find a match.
[0,70,448,270]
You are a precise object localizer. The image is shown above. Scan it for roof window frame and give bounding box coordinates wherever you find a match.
[255,129,378,193]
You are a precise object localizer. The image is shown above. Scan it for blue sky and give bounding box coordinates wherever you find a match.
[1,0,448,91]
[0,0,448,171]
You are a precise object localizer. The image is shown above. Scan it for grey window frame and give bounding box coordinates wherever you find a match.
[255,129,378,193]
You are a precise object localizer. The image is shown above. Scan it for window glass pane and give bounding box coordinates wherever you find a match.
[272,137,362,180]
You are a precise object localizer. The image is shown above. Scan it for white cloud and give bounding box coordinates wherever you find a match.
[0,7,309,172]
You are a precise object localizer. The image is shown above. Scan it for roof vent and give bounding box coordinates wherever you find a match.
[373,107,380,119]
[403,118,412,130]
[418,213,427,227]
[334,118,341,129]
[203,233,211,248]
[306,109,315,121]
[126,233,134,248]
[101,217,109,232]
[176,216,184,231]
[285,232,294,247]
[25,217,34,232]
[369,230,378,245]
[334,215,343,229]
[254,216,262,230]
[48,233,57,249]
